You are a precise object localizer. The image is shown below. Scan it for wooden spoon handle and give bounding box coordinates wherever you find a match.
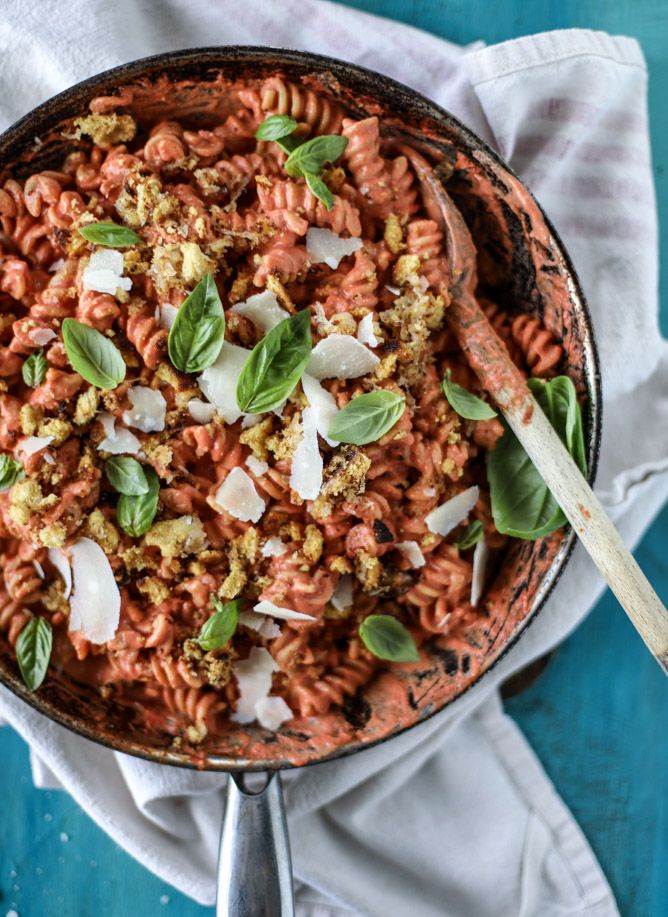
[450,292,668,674]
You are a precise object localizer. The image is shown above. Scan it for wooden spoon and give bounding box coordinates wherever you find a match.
[401,144,668,674]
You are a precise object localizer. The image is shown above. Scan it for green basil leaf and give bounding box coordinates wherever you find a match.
[197,597,240,651]
[117,466,160,537]
[454,519,484,550]
[487,375,587,540]
[105,456,149,496]
[16,617,52,692]
[285,134,348,179]
[236,309,312,413]
[328,391,405,445]
[0,454,24,491]
[441,369,497,421]
[62,318,126,390]
[255,114,298,141]
[359,614,420,663]
[78,221,142,248]
[22,350,48,388]
[168,274,225,374]
[305,172,334,210]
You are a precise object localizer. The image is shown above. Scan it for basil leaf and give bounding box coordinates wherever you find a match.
[117,466,160,537]
[105,456,149,496]
[255,114,298,141]
[22,350,48,388]
[487,375,587,540]
[328,391,405,445]
[454,520,484,550]
[197,597,240,651]
[0,454,24,491]
[78,221,142,248]
[16,617,52,692]
[305,172,334,210]
[236,309,312,413]
[359,614,420,663]
[441,369,497,421]
[62,318,126,390]
[285,135,348,179]
[168,274,225,374]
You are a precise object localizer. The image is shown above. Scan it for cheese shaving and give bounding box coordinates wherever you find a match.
[396,541,426,568]
[82,249,132,296]
[425,486,480,537]
[68,537,121,644]
[306,227,362,269]
[122,386,166,433]
[307,334,380,380]
[18,435,54,456]
[215,467,265,523]
[356,312,379,347]
[289,407,323,500]
[301,373,338,446]
[198,341,250,425]
[231,290,289,333]
[97,413,141,455]
[253,599,317,622]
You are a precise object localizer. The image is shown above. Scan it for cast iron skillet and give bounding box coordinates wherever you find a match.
[0,47,601,915]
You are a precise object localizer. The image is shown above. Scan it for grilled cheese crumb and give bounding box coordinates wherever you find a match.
[302,524,324,564]
[137,576,171,605]
[38,521,67,548]
[38,417,71,445]
[321,446,371,501]
[266,413,301,461]
[355,551,382,591]
[181,242,215,284]
[9,480,57,525]
[20,404,42,436]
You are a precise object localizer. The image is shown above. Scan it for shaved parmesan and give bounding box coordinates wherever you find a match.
[238,611,281,640]
[471,538,490,607]
[68,537,120,644]
[158,303,178,330]
[48,548,72,599]
[231,290,289,333]
[261,537,286,558]
[307,334,379,380]
[241,413,264,429]
[357,313,379,347]
[396,541,426,568]
[306,227,362,270]
[425,486,480,537]
[301,373,338,446]
[385,284,400,296]
[18,435,54,456]
[30,328,56,346]
[290,406,323,500]
[245,455,269,477]
[44,453,56,465]
[255,696,293,731]
[331,574,353,612]
[188,399,216,424]
[97,413,141,455]
[253,599,316,622]
[33,559,45,579]
[215,467,265,522]
[231,647,278,724]
[122,386,166,433]
[198,341,250,425]
[82,249,131,296]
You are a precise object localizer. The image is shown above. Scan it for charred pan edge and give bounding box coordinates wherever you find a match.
[0,46,601,772]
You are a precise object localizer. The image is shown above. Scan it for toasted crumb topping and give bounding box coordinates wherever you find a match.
[321,446,371,501]
[144,515,207,559]
[38,522,67,549]
[137,576,171,605]
[355,551,382,591]
[384,213,405,254]
[266,412,302,461]
[380,286,445,385]
[20,404,42,436]
[84,508,120,554]
[220,528,259,599]
[183,637,234,688]
[10,480,57,525]
[237,417,272,462]
[265,274,294,312]
[181,242,215,285]
[302,524,324,564]
[38,417,71,446]
[73,387,100,426]
[393,254,422,287]
[74,112,137,147]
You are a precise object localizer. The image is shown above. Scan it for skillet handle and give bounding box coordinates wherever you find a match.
[217,771,295,917]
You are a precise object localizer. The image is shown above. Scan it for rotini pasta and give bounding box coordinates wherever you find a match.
[0,77,566,746]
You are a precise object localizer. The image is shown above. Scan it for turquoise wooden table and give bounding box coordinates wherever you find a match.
[1,2,667,915]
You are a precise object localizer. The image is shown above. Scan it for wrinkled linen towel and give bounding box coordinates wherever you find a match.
[1,3,666,915]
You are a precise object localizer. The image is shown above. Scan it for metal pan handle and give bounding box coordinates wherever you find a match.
[217,771,295,917]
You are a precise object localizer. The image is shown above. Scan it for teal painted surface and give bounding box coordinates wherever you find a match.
[1,2,667,916]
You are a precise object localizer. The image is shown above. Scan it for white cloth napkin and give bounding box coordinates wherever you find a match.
[1,3,666,915]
